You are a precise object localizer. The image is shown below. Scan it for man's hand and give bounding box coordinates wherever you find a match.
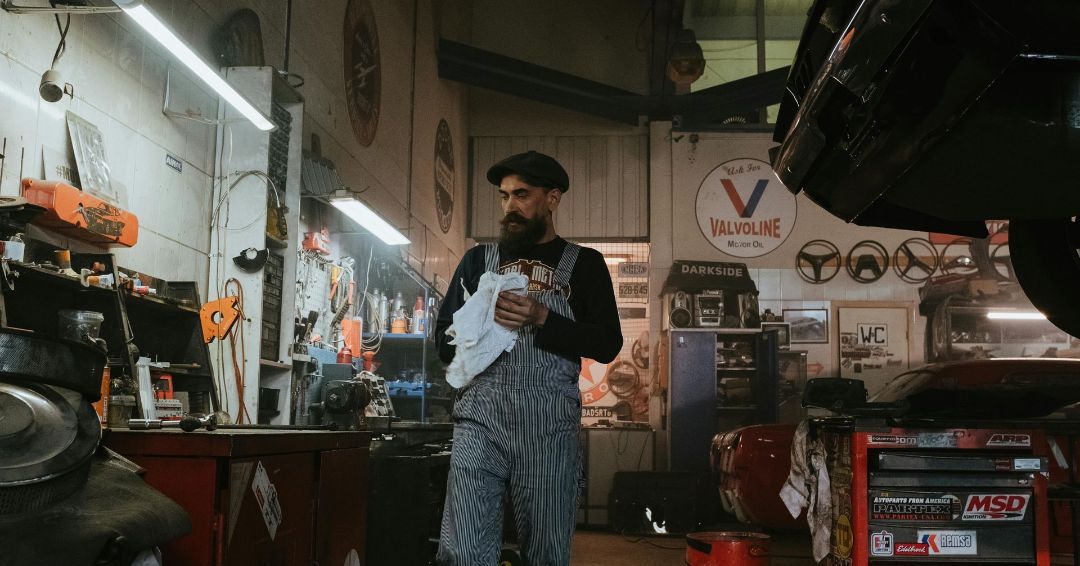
[494,291,549,329]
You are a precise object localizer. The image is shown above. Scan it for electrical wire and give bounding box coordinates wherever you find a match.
[224,277,251,425]
[49,1,70,69]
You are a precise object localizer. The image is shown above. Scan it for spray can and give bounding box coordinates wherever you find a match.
[378,292,390,333]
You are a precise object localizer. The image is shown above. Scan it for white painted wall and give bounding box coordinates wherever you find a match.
[0,0,471,298]
[0,0,219,291]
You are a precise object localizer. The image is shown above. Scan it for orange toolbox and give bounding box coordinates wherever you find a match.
[21,178,139,247]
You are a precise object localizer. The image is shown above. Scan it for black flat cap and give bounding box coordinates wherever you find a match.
[486,150,570,192]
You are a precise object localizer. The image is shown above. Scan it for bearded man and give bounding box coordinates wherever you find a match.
[433,150,622,565]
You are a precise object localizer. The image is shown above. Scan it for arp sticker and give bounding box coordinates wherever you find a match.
[868,434,917,446]
[870,530,894,557]
[986,433,1032,448]
[871,495,960,521]
[917,531,978,555]
[961,494,1031,521]
[894,543,930,556]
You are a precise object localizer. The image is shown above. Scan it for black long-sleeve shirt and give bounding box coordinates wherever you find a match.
[435,238,623,365]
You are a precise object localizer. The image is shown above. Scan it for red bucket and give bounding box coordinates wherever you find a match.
[685,532,770,566]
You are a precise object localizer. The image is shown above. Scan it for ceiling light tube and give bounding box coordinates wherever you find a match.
[112,0,275,131]
[330,195,410,246]
[986,311,1047,321]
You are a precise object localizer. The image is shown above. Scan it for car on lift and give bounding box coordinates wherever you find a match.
[713,358,1080,556]
[770,0,1080,337]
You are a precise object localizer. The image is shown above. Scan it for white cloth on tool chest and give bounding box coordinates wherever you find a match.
[779,419,832,562]
[445,271,529,389]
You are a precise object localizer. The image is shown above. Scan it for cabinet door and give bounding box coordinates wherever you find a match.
[669,331,717,472]
[225,454,315,565]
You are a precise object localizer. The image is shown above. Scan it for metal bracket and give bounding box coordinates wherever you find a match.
[1,0,121,14]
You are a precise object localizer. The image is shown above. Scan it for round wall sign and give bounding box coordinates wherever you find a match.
[343,0,381,147]
[434,119,454,233]
[695,158,797,257]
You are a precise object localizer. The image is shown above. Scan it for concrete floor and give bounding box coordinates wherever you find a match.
[570,528,815,566]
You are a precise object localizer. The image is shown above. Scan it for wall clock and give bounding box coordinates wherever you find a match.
[343,0,381,147]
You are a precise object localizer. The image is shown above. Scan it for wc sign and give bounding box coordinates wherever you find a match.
[857,324,888,346]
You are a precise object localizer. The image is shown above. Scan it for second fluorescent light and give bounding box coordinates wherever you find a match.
[987,311,1047,321]
[113,0,275,131]
[330,196,410,246]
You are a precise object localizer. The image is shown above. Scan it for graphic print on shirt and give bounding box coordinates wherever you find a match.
[499,259,570,297]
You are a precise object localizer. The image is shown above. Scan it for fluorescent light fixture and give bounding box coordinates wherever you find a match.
[113,0,275,132]
[987,311,1047,321]
[330,195,410,246]
[604,257,628,265]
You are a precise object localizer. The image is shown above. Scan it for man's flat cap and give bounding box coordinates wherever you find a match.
[486,150,570,192]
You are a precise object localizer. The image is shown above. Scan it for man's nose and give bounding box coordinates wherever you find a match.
[502,199,519,215]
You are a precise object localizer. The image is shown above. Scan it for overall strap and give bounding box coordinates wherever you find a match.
[483,243,499,272]
[553,242,581,290]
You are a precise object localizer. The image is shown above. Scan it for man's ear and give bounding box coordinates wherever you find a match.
[548,188,563,209]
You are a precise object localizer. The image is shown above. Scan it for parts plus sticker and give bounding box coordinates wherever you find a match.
[986,433,1032,448]
[962,494,1030,521]
[917,531,977,555]
[894,543,930,557]
[870,531,894,557]
[872,495,960,521]
[868,435,917,446]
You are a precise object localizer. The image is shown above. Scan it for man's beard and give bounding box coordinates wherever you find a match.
[499,212,547,254]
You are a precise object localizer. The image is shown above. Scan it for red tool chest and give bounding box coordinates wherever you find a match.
[817,423,1052,565]
[104,429,370,566]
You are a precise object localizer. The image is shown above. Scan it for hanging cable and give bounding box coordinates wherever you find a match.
[224,278,251,425]
[48,2,71,70]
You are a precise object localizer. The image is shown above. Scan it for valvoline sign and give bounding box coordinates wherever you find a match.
[695,158,797,258]
[961,494,1030,521]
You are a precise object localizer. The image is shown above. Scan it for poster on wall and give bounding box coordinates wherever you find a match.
[434,119,455,233]
[695,157,797,258]
[838,307,911,397]
[344,0,381,147]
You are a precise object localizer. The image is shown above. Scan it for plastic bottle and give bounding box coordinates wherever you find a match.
[412,296,425,334]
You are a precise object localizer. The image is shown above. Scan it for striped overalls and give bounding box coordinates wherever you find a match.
[437,243,583,566]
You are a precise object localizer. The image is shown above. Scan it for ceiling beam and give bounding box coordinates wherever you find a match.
[438,38,642,125]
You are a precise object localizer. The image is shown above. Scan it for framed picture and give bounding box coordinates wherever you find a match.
[761,322,791,350]
[782,308,829,344]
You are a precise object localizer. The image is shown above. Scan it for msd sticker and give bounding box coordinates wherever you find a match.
[917,531,977,556]
[986,433,1032,448]
[870,531,894,557]
[894,543,930,557]
[962,494,1031,521]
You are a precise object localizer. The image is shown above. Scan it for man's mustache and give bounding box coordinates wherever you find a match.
[501,213,528,226]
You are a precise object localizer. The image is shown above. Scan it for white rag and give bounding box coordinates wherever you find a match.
[445,271,529,389]
[779,419,832,562]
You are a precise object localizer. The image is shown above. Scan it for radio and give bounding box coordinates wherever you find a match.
[694,289,724,327]
[669,291,693,328]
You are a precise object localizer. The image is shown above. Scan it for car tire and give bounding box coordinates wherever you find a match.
[1010,217,1080,337]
